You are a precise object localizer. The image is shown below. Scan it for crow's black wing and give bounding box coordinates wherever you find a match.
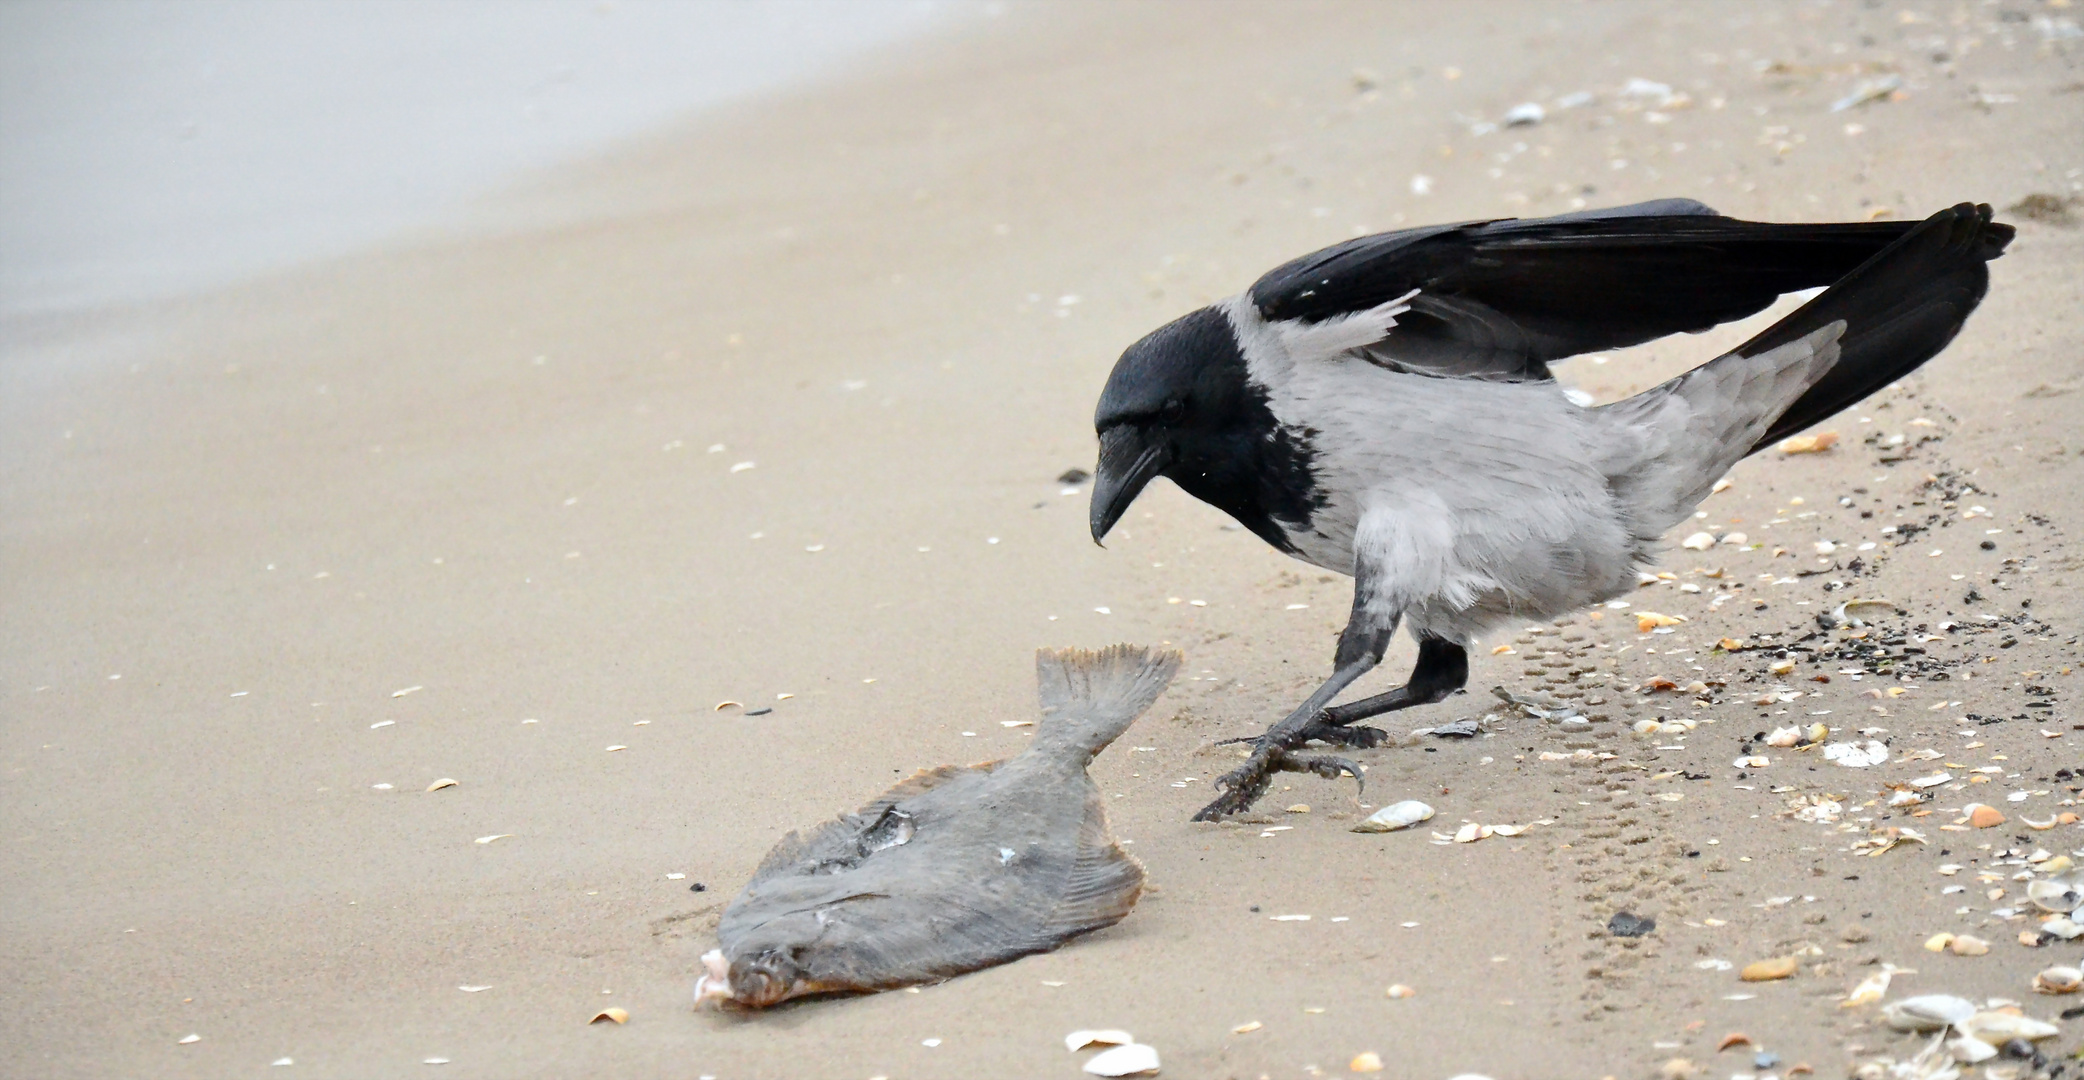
[1248,199,1921,382]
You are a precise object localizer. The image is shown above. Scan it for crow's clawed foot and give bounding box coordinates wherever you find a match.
[1191,738,1366,821]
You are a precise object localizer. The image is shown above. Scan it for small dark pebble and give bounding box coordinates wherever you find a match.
[744,706,774,716]
[1249,905,1261,912]
[1606,911,1655,938]
[690,882,707,892]
[2062,1003,2084,1020]
[1981,540,1997,550]
[1057,467,1092,485]
[2001,1037,2036,1060]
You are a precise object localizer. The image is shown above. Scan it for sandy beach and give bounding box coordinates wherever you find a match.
[4,2,2083,1077]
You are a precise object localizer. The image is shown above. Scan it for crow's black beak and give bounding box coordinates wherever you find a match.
[1090,426,1169,545]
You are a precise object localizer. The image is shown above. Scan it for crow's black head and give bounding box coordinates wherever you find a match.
[1090,306,1315,550]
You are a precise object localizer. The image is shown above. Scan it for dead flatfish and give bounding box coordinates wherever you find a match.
[694,643,1181,1008]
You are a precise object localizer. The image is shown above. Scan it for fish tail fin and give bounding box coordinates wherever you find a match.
[1033,644,1182,756]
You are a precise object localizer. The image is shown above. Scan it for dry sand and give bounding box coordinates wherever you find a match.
[5,3,2083,1077]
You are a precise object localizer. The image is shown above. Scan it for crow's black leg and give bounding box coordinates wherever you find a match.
[1192,595,1396,821]
[1314,637,1469,728]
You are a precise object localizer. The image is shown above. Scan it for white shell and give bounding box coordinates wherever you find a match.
[1351,800,1435,833]
[1764,725,1802,747]
[1960,1011,2060,1042]
[2039,917,2084,940]
[1082,1042,1160,1077]
[1065,1030,1135,1052]
[2027,875,2083,913]
[1881,994,1977,1032]
[1823,740,1889,768]
[1947,1035,1998,1063]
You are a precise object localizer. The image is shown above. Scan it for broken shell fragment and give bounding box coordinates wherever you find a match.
[2033,966,2082,994]
[1823,740,1889,768]
[1350,1051,1385,1073]
[1880,994,1976,1032]
[1065,1030,1136,1052]
[1681,532,1716,551]
[1947,934,1990,956]
[589,1008,628,1024]
[1351,800,1435,833]
[1740,956,1796,981]
[1965,804,2006,828]
[1717,1032,1754,1051]
[1765,726,1803,748]
[2026,876,2083,913]
[426,778,458,792]
[1778,431,1839,454]
[1230,1021,1262,1034]
[1835,599,1897,627]
[1957,1011,2059,1043]
[1385,984,1416,999]
[2040,917,2084,941]
[1842,967,1894,1007]
[1924,933,1955,953]
[1946,1034,1998,1064]
[713,701,743,711]
[1636,612,1683,632]
[1082,1042,1160,1077]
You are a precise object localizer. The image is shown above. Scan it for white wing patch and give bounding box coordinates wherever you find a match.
[1270,288,1421,364]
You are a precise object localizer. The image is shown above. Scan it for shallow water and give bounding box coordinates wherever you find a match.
[0,0,950,319]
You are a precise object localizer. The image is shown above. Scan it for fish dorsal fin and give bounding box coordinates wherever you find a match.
[1031,645,1183,759]
[859,762,999,814]
[1038,794,1145,939]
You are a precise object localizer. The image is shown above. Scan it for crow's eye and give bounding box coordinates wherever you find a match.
[1159,400,1186,423]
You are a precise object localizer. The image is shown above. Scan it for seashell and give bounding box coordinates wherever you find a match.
[1778,432,1839,454]
[1230,1021,1262,1034]
[1887,789,1927,807]
[1634,719,1664,735]
[1764,726,1802,748]
[2039,917,2084,940]
[1453,823,1483,843]
[1718,637,1747,651]
[1769,659,1796,675]
[1740,956,1796,981]
[1284,804,1310,814]
[1965,804,2006,828]
[1636,612,1683,632]
[1682,532,1716,551]
[1804,722,1829,744]
[1948,934,1990,956]
[1082,1042,1160,1077]
[1841,966,1896,1007]
[1732,754,1770,769]
[713,701,743,711]
[1065,1030,1136,1052]
[2027,876,2083,913]
[1721,532,1747,546]
[1716,1032,1753,1051]
[2033,966,2082,994]
[1835,599,1897,627]
[178,1034,201,1045]
[1880,994,1976,1032]
[1351,800,1434,833]
[1924,933,1956,952]
[1386,984,1416,999]
[2022,815,2059,830]
[1350,1051,1385,1073]
[1946,1034,1998,1063]
[589,1007,628,1024]
[1958,1010,2060,1043]
[1823,740,1888,768]
[426,778,458,792]
[1909,772,1953,788]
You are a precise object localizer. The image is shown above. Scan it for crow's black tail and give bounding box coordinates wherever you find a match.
[1736,203,2012,453]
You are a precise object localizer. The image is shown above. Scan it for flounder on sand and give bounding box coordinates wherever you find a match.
[694,644,1181,1008]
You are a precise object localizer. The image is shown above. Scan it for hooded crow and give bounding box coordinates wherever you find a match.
[1088,200,2012,820]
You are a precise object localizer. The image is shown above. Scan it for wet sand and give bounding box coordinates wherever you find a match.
[4,3,2083,1077]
